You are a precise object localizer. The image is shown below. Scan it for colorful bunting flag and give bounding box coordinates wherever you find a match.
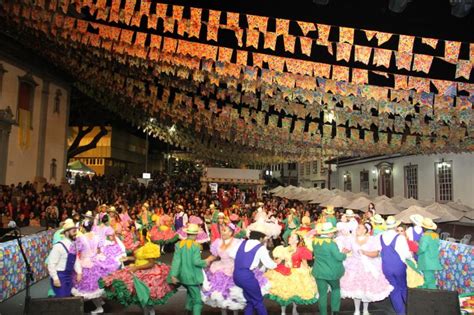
[352,68,368,84]
[247,15,268,31]
[395,52,413,70]
[316,24,330,45]
[208,10,221,26]
[398,35,415,53]
[455,60,473,80]
[299,37,313,56]
[373,48,392,68]
[218,47,233,62]
[276,18,290,36]
[421,37,438,49]
[298,21,316,36]
[237,50,248,65]
[336,42,352,62]
[246,29,260,48]
[354,46,371,64]
[339,27,354,44]
[226,12,240,29]
[431,79,457,97]
[412,54,433,73]
[376,32,392,45]
[313,63,331,78]
[444,41,461,63]
[284,35,296,53]
[264,32,277,50]
[365,30,377,41]
[332,65,349,81]
[408,76,430,93]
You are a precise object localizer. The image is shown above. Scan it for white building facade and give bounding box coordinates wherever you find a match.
[270,159,329,188]
[0,45,70,186]
[331,153,474,208]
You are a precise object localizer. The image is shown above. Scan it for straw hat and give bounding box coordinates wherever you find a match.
[209,204,216,210]
[301,216,311,226]
[371,214,385,225]
[248,221,268,235]
[217,212,225,218]
[183,223,200,235]
[289,208,297,214]
[83,211,94,219]
[345,209,356,217]
[385,216,401,229]
[409,214,424,226]
[177,205,184,211]
[61,219,78,233]
[316,222,337,235]
[323,206,335,215]
[107,206,117,213]
[421,217,437,230]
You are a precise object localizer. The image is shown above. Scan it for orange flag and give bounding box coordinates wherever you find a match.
[264,32,277,50]
[298,21,316,36]
[284,35,296,53]
[299,37,313,56]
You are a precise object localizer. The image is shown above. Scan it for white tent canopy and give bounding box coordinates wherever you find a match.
[395,206,440,224]
[320,195,351,208]
[425,202,465,223]
[374,199,402,215]
[346,196,373,212]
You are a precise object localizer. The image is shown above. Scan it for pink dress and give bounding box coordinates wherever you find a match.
[340,236,393,302]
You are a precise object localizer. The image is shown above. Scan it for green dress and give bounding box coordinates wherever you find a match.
[282,216,300,244]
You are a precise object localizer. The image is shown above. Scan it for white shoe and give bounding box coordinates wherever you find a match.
[354,311,360,315]
[363,312,370,315]
[91,306,104,314]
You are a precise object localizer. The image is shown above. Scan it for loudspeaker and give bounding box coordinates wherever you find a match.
[27,297,84,315]
[407,288,460,315]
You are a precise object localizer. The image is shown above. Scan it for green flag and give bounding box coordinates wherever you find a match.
[133,275,150,307]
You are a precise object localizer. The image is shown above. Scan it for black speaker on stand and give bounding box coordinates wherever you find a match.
[407,288,460,315]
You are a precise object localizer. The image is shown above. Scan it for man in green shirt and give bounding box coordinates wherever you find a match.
[312,222,349,315]
[168,223,212,315]
[417,218,442,289]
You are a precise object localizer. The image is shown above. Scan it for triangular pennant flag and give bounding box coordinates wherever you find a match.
[470,43,474,62]
[236,29,244,47]
[207,24,219,42]
[421,38,438,49]
[444,41,461,63]
[298,21,316,36]
[313,63,331,78]
[412,54,433,73]
[173,5,184,21]
[208,10,221,26]
[395,52,413,70]
[365,30,377,41]
[276,18,290,36]
[455,60,473,80]
[352,68,368,84]
[336,42,352,62]
[394,75,408,90]
[398,35,415,53]
[432,79,457,96]
[376,32,393,45]
[339,27,354,44]
[408,76,430,93]
[327,43,334,55]
[163,37,178,53]
[252,52,263,67]
[156,3,167,18]
[237,50,248,65]
[373,48,392,68]
[247,15,268,31]
[189,8,202,39]
[354,45,372,64]
[284,35,296,53]
[299,37,313,56]
[264,32,277,50]
[226,12,240,29]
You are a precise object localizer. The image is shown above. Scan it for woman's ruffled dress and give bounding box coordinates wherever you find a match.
[100,242,176,306]
[201,238,270,310]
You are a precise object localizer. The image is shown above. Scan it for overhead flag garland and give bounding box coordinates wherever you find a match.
[2,0,473,164]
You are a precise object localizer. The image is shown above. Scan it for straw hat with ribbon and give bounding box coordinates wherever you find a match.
[61,219,78,234]
[409,214,424,227]
[345,209,356,217]
[385,216,401,229]
[421,217,437,230]
[248,221,268,236]
[371,214,385,225]
[323,206,335,215]
[316,222,337,235]
[183,223,201,235]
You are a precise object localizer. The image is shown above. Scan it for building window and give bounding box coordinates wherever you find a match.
[299,163,304,176]
[360,170,369,194]
[50,158,57,180]
[435,161,453,203]
[288,163,296,170]
[404,165,418,199]
[17,73,38,129]
[343,172,352,192]
[305,162,311,175]
[0,63,7,98]
[54,89,62,114]
[312,160,318,174]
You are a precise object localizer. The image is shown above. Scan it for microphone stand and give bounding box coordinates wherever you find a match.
[13,228,34,315]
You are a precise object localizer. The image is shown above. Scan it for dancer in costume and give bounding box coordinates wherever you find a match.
[247,208,282,240]
[122,224,141,254]
[380,216,411,315]
[231,222,278,315]
[417,218,442,289]
[177,215,210,244]
[319,207,337,227]
[370,214,386,236]
[202,223,269,314]
[344,209,359,235]
[210,212,226,243]
[101,229,176,315]
[295,216,312,238]
[47,220,82,298]
[229,213,247,239]
[149,214,178,245]
[282,208,300,245]
[137,203,153,230]
[174,205,188,231]
[340,224,393,315]
[72,221,117,313]
[312,222,349,315]
[168,223,212,315]
[265,232,317,315]
[406,214,424,244]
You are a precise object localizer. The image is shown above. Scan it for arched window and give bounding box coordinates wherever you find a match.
[376,162,394,197]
